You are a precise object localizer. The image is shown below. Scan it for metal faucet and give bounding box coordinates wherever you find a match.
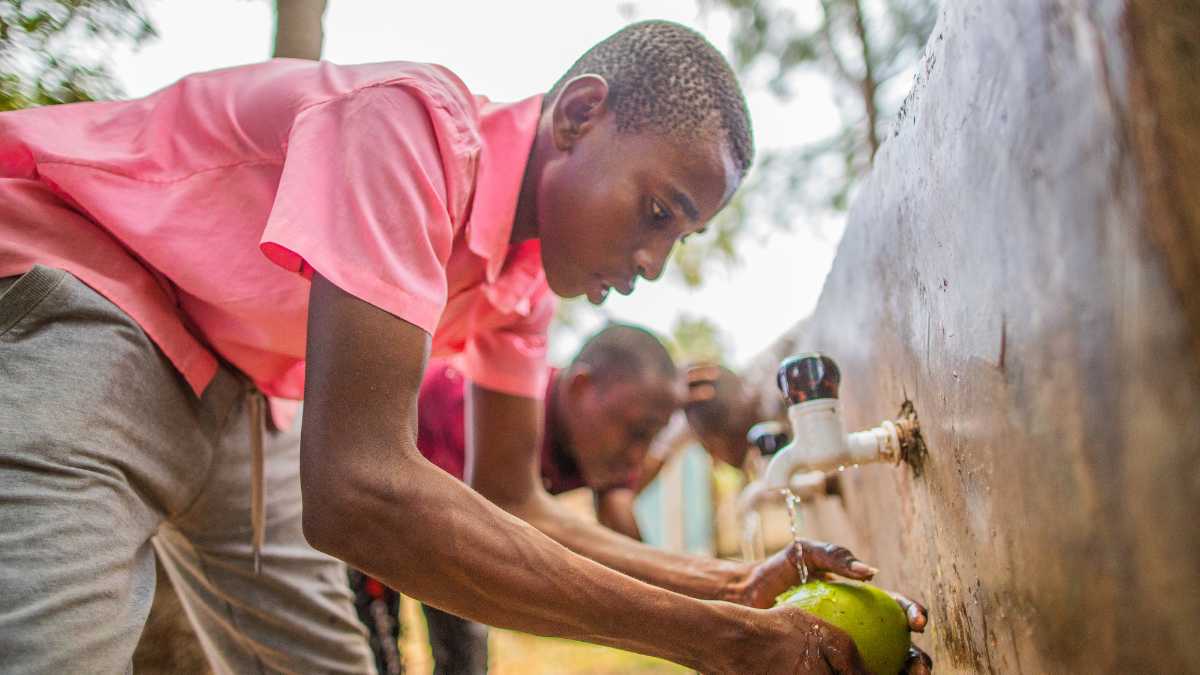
[762,354,918,491]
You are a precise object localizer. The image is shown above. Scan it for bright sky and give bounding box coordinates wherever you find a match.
[110,0,846,368]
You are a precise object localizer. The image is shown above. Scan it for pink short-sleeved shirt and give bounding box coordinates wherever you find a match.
[0,59,556,405]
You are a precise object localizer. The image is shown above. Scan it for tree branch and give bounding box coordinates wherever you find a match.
[273,0,327,60]
[849,0,880,161]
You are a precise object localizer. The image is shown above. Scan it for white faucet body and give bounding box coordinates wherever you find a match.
[763,399,902,490]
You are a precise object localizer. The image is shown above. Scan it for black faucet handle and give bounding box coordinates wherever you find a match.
[777,353,840,404]
[746,421,790,456]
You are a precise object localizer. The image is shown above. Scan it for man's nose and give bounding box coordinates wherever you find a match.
[633,241,672,281]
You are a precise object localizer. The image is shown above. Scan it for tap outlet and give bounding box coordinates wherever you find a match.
[747,421,790,456]
[738,468,830,516]
[763,354,921,491]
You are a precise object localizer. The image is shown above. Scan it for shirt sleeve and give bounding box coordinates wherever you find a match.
[459,289,557,400]
[260,85,455,335]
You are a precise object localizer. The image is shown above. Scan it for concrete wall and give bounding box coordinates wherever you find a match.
[742,1,1200,672]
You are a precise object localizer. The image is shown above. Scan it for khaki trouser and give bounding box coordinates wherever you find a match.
[0,266,375,674]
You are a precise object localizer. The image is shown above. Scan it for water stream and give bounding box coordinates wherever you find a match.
[740,509,765,562]
[783,489,809,584]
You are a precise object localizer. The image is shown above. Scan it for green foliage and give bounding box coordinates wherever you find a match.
[0,0,156,110]
[668,314,727,365]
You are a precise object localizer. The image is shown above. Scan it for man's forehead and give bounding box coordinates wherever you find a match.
[619,372,683,405]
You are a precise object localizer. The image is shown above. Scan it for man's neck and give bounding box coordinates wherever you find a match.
[509,118,549,244]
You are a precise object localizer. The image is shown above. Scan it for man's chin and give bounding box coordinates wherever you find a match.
[544,267,595,302]
[540,264,569,296]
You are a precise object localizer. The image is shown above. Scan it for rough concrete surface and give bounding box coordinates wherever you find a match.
[742,1,1200,672]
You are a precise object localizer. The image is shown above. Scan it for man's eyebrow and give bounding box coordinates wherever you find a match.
[670,187,700,222]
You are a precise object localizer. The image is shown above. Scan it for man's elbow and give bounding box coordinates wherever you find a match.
[302,499,344,557]
[301,482,357,559]
[299,455,376,560]
[300,442,425,560]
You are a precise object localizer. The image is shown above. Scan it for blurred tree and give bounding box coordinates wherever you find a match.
[1,0,330,112]
[668,314,728,366]
[669,0,938,287]
[0,0,156,110]
[272,0,325,59]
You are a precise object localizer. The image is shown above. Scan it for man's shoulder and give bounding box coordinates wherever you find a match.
[192,59,483,136]
[339,61,477,117]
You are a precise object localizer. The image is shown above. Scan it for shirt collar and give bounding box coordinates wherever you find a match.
[467,94,543,284]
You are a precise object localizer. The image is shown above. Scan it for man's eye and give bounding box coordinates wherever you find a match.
[649,199,671,226]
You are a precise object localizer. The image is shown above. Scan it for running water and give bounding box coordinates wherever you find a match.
[782,489,809,584]
[740,509,766,562]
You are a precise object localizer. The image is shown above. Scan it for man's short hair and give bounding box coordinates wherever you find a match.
[571,322,676,387]
[548,20,754,179]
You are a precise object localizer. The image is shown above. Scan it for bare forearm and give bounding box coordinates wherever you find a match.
[510,491,749,603]
[303,452,747,669]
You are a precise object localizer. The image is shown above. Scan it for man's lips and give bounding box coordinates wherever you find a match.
[585,273,636,304]
[586,281,610,305]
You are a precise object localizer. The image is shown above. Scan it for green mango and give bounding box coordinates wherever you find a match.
[775,580,910,675]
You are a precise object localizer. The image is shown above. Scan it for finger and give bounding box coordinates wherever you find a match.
[886,591,928,632]
[801,540,877,580]
[820,634,869,675]
[903,646,933,674]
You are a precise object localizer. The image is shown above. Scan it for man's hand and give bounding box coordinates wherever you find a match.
[731,539,877,609]
[729,540,933,673]
[735,605,870,674]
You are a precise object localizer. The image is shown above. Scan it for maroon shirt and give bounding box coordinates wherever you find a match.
[417,360,589,494]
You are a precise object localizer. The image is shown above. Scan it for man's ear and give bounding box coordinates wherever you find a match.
[550,75,610,151]
[564,364,596,404]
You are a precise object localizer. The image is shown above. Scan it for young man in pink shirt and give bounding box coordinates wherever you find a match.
[0,20,928,675]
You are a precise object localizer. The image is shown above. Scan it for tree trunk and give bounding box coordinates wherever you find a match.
[273,0,328,60]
